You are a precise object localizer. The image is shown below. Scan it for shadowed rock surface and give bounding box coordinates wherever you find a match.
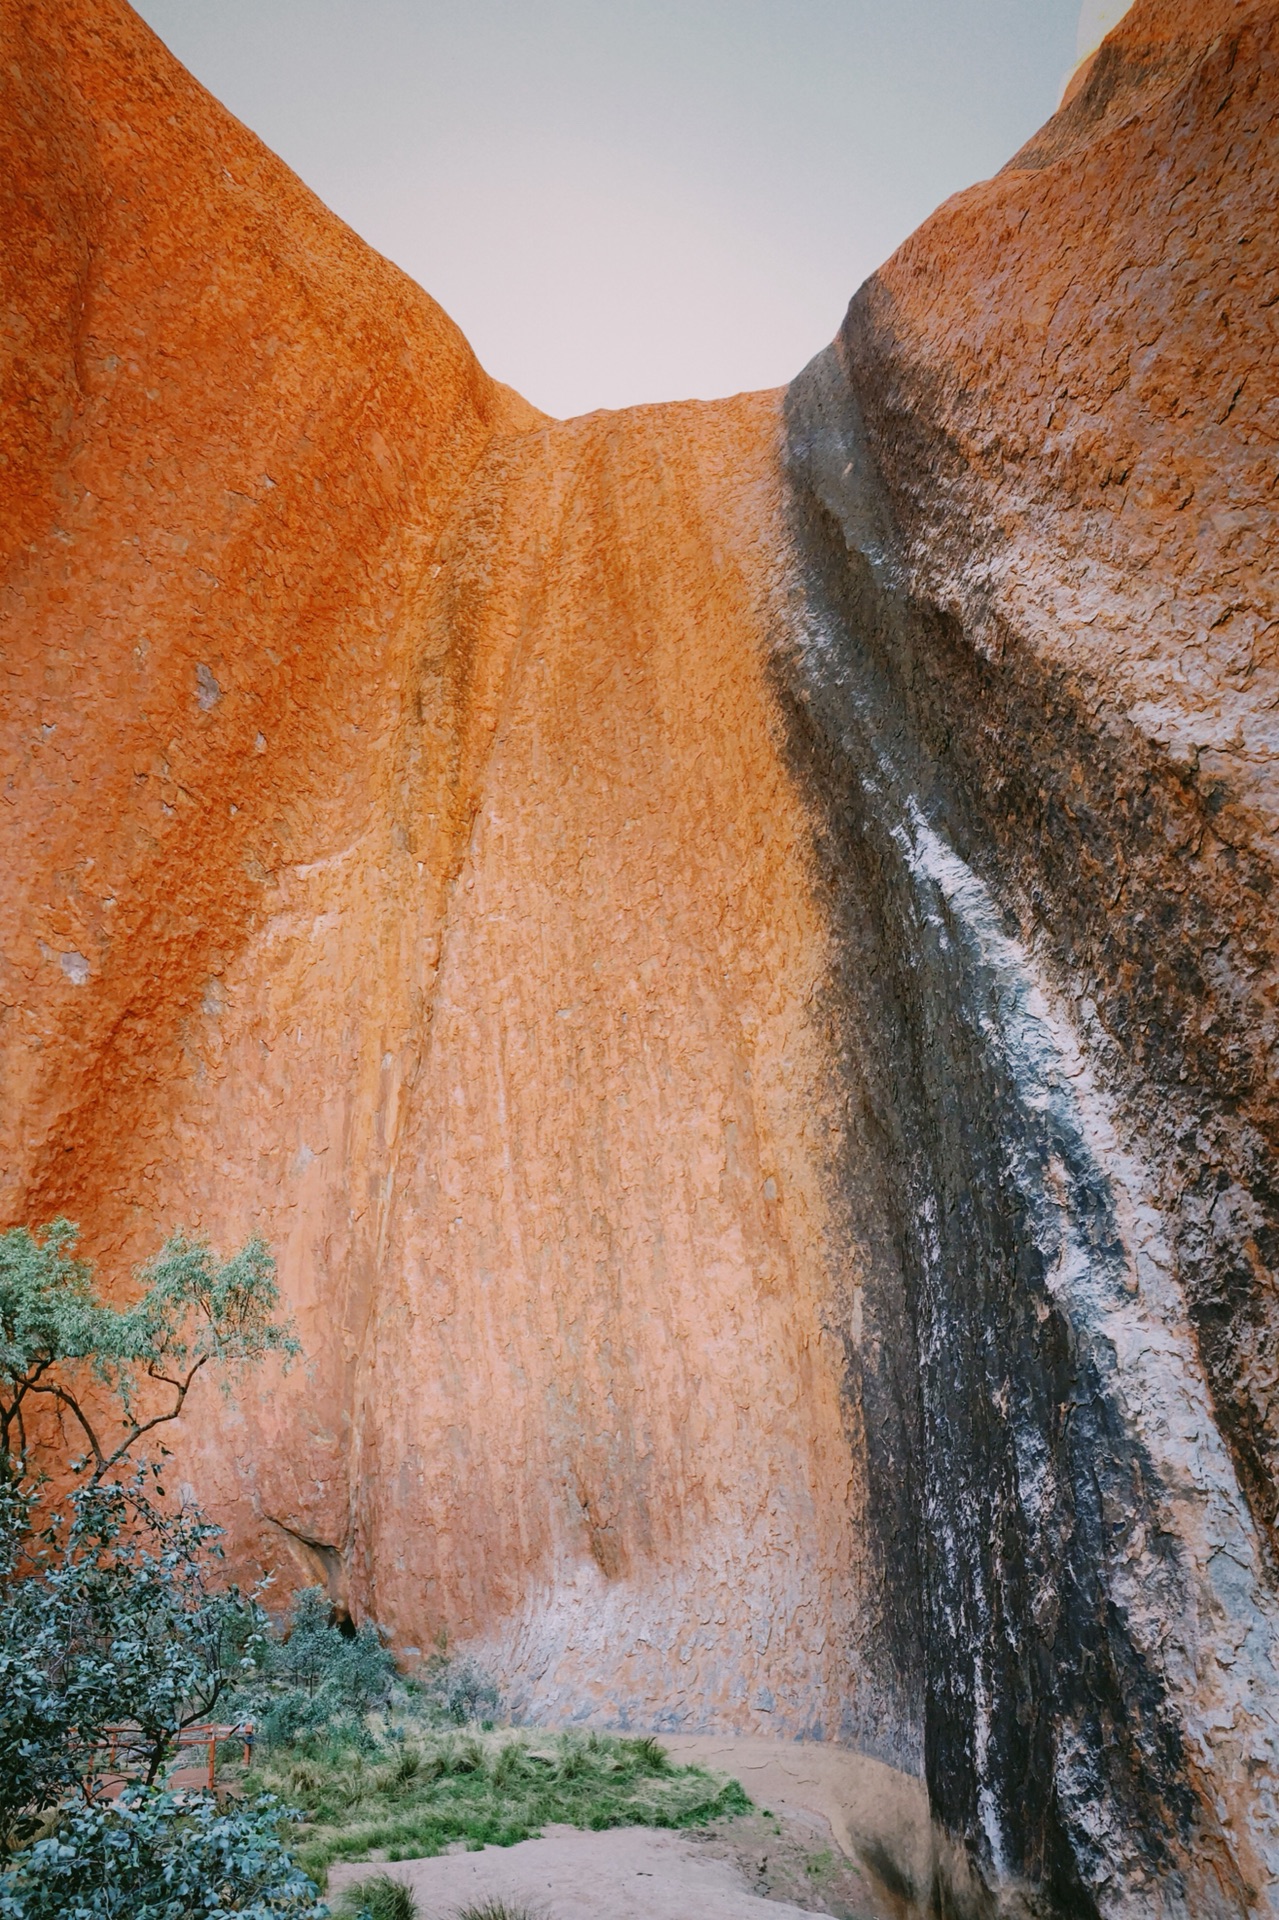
[2,0,1276,1911]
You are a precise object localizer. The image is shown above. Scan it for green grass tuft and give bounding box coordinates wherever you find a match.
[455,1904,542,1920]
[245,1728,750,1880]
[333,1874,418,1919]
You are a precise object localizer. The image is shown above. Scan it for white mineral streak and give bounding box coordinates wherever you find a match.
[902,805,1279,1905]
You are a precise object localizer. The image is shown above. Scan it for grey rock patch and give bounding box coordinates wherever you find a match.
[196,662,222,710]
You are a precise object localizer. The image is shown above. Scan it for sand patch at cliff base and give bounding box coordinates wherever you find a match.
[326,1737,933,1920]
[325,1819,860,1920]
[661,1735,931,1886]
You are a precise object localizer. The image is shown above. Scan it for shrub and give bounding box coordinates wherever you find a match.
[237,1589,400,1752]
[413,1647,501,1728]
[0,1472,264,1847]
[0,1787,327,1918]
[0,1219,294,1843]
[0,1218,308,1920]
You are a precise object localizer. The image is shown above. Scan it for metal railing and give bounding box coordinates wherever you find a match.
[88,1722,255,1793]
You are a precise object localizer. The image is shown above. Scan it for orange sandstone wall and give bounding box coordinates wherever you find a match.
[0,0,883,1749]
[4,0,1279,1912]
[352,399,869,1733]
[155,389,887,1744]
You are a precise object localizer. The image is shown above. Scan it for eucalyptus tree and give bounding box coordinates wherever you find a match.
[0,1220,297,1855]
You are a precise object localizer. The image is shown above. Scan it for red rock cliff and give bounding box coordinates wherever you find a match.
[0,0,873,1751]
[3,0,1278,1912]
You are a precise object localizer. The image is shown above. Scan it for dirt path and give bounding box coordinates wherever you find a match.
[662,1734,932,1888]
[328,1820,867,1920]
[326,1737,936,1919]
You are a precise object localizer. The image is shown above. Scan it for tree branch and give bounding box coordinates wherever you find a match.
[1,1360,57,1472]
[97,1356,209,1482]
[20,1382,106,1474]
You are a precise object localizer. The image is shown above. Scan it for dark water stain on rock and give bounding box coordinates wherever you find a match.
[772,343,1266,1914]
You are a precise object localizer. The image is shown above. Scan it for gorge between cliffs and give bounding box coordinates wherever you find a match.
[2,0,1278,1913]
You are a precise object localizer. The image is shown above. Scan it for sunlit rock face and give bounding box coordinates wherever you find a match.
[2,0,1277,1912]
[0,0,880,1756]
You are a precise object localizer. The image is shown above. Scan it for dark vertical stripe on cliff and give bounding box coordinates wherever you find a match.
[773,346,1204,1914]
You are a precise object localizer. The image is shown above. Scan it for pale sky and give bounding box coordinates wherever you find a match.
[132,0,1096,419]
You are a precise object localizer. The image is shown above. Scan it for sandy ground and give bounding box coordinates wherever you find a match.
[662,1735,932,1889]
[326,1736,937,1920]
[329,1820,861,1919]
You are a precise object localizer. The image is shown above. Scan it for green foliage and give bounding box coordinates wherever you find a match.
[332,1874,417,1920]
[0,1787,328,1918]
[247,1728,751,1877]
[0,1217,302,1920]
[413,1646,501,1728]
[622,1734,669,1773]
[239,1590,399,1750]
[0,1471,265,1850]
[0,1222,297,1484]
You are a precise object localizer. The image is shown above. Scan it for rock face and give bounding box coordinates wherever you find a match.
[778,1,1279,1909]
[0,0,876,1754]
[2,0,1277,1912]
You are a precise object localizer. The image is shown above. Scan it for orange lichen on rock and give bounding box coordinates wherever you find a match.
[0,0,874,1743]
[0,0,533,1244]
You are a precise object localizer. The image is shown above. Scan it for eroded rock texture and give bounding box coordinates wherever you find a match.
[2,0,1277,1912]
[779,2,1279,1907]
[0,0,875,1753]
